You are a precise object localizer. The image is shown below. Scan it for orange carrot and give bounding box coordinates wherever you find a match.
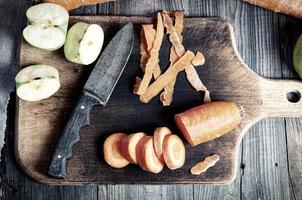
[140,50,195,103]
[160,11,185,106]
[43,0,115,11]
[136,136,164,173]
[103,133,129,168]
[243,0,302,19]
[160,12,210,104]
[136,13,164,95]
[162,134,186,170]
[175,101,243,146]
[190,154,220,175]
[140,25,161,79]
[119,132,146,164]
[153,127,172,162]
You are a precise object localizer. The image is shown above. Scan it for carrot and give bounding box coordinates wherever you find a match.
[140,25,161,79]
[243,0,302,19]
[160,12,210,104]
[119,132,146,164]
[153,127,172,162]
[136,13,164,95]
[103,133,129,168]
[136,136,164,173]
[162,134,186,170]
[190,154,220,175]
[160,11,185,106]
[43,0,115,11]
[175,101,244,146]
[140,50,195,103]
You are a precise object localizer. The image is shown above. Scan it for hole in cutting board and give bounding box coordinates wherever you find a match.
[287,90,301,103]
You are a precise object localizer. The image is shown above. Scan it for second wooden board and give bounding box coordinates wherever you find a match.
[16,15,302,185]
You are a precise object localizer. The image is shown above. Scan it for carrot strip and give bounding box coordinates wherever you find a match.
[140,28,148,72]
[161,12,210,104]
[190,154,220,175]
[160,12,184,106]
[136,13,164,95]
[43,0,115,11]
[140,51,195,103]
[140,25,161,79]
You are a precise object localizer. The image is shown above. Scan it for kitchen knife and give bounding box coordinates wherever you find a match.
[48,22,134,179]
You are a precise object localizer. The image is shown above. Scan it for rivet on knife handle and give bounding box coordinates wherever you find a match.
[48,91,101,178]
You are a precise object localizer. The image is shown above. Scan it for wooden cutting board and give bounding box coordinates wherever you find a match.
[16,15,302,185]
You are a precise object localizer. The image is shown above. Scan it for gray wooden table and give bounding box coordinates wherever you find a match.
[1,0,302,199]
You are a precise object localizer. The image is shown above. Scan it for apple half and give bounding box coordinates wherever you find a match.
[64,22,104,65]
[23,3,69,51]
[16,65,61,102]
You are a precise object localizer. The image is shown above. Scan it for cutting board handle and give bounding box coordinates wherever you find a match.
[261,78,302,118]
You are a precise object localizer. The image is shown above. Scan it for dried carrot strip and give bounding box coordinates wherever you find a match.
[135,13,164,95]
[160,12,185,106]
[140,51,195,103]
[190,154,220,175]
[140,24,161,79]
[140,28,148,72]
[162,12,211,103]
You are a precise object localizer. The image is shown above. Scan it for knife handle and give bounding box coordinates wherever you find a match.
[48,91,101,179]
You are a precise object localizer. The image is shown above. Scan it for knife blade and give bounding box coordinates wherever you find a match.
[48,22,134,179]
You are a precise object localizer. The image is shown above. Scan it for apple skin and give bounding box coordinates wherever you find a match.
[64,22,104,65]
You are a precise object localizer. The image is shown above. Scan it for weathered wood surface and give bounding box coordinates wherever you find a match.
[0,0,301,199]
[18,15,263,184]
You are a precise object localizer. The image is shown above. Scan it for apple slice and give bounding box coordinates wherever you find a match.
[163,134,186,170]
[64,22,104,65]
[119,132,146,164]
[153,127,172,162]
[23,3,69,51]
[16,65,60,102]
[103,133,130,169]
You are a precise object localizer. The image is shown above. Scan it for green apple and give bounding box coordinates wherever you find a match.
[16,65,60,102]
[64,22,104,65]
[23,3,69,51]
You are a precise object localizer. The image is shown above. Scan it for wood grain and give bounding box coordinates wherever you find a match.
[16,14,302,186]
[0,0,301,199]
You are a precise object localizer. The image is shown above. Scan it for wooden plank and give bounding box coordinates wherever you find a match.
[191,0,241,198]
[239,6,291,200]
[278,15,302,200]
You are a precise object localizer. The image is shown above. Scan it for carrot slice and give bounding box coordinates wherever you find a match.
[136,13,164,95]
[191,154,220,175]
[175,101,243,146]
[140,50,195,103]
[160,11,184,106]
[136,136,150,171]
[136,136,164,173]
[153,127,172,162]
[103,133,129,168]
[162,134,186,170]
[120,132,146,164]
